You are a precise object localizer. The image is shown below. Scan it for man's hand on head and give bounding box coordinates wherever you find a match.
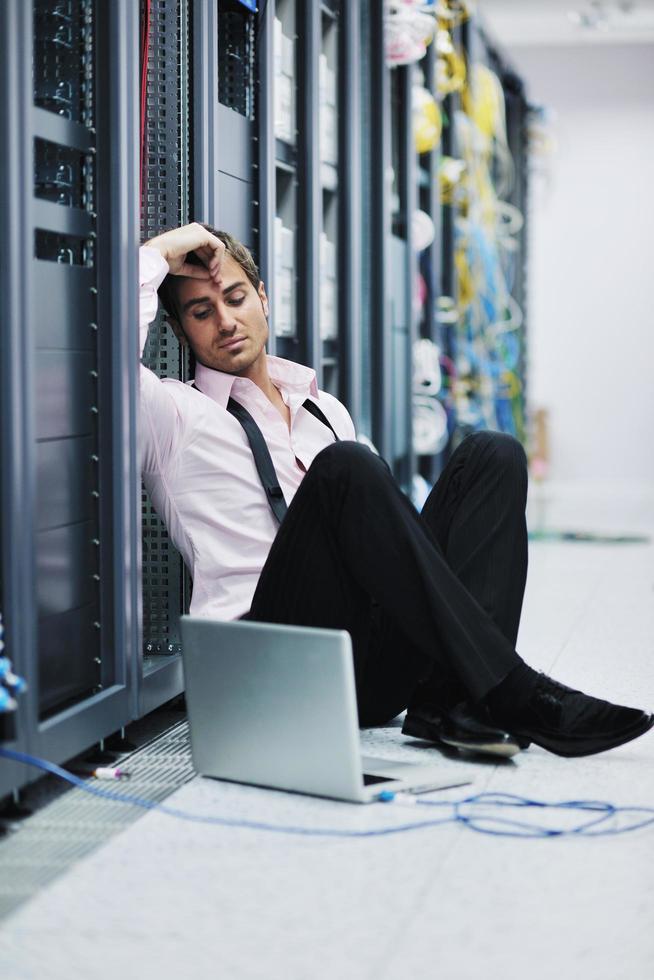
[145,222,225,286]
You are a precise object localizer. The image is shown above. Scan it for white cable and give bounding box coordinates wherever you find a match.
[413,395,449,455]
[413,339,442,396]
[489,294,524,337]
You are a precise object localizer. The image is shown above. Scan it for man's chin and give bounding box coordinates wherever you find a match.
[198,352,258,375]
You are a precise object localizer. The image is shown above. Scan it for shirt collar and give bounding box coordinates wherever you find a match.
[192,355,319,409]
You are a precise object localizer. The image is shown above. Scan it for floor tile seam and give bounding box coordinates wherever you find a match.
[367,763,501,980]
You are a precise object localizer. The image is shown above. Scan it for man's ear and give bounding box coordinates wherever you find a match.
[258,281,269,318]
[165,315,187,347]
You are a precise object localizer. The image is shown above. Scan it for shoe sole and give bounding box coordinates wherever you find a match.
[402,716,523,759]
[508,713,654,758]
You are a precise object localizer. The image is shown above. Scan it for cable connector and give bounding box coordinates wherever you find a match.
[377,790,396,802]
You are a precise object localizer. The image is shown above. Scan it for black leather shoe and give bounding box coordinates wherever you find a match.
[402,701,526,758]
[488,674,654,758]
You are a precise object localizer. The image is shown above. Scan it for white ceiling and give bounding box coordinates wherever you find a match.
[478,0,654,46]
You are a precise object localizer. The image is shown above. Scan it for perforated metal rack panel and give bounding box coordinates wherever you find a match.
[139,0,191,657]
[218,1,256,119]
[32,0,102,718]
[216,1,257,251]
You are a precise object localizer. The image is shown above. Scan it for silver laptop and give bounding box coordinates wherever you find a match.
[180,617,470,804]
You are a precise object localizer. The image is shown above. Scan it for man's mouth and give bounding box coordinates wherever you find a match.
[219,336,246,351]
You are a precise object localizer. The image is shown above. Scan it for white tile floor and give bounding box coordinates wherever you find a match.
[1,484,653,980]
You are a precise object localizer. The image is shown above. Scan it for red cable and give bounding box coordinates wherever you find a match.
[139,0,151,217]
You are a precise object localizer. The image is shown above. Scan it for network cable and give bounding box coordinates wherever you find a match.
[0,614,27,714]
[1,747,653,841]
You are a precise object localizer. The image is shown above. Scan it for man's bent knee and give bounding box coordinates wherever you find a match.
[310,439,389,476]
[465,430,527,471]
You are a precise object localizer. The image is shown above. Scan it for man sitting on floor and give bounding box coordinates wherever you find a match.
[138,221,653,759]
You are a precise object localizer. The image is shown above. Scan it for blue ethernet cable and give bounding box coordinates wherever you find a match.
[1,746,654,840]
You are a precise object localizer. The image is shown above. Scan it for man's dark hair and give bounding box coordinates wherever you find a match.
[157,223,261,321]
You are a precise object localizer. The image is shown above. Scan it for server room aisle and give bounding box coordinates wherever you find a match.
[1,488,653,980]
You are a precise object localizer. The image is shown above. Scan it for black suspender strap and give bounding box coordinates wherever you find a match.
[301,399,340,442]
[191,383,339,525]
[226,396,289,525]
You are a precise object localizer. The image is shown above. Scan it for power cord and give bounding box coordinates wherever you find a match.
[1,747,653,840]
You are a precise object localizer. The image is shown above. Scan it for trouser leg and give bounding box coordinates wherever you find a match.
[248,440,524,721]
[357,431,529,723]
[421,430,529,646]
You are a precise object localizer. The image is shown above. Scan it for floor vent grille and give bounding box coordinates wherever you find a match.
[0,720,194,920]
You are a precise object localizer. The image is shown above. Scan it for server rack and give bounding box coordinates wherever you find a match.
[457,19,527,441]
[496,65,529,436]
[0,0,33,797]
[137,0,192,716]
[338,0,363,429]
[389,62,418,492]
[431,19,466,470]
[417,38,446,487]
[0,0,140,798]
[368,2,393,462]
[409,10,530,486]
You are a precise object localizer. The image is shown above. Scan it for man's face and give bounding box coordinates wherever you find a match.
[171,254,269,375]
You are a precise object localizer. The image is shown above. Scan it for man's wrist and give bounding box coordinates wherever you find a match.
[144,236,169,263]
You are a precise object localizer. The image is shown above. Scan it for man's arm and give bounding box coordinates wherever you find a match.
[138,224,225,474]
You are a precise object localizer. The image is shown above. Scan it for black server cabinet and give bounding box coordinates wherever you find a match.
[257,0,368,436]
[389,63,418,493]
[32,0,102,719]
[1,0,140,798]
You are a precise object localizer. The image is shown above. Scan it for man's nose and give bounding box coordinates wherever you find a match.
[216,304,237,332]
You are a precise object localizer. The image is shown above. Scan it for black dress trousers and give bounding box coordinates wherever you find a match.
[248,431,529,726]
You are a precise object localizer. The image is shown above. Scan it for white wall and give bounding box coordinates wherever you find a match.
[508,43,654,487]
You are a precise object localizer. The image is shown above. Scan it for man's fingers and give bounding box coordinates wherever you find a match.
[193,245,217,269]
[194,239,224,271]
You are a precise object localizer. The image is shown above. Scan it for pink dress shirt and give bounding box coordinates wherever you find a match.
[139,245,356,621]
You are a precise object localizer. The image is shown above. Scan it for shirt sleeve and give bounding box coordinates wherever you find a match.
[139,244,169,355]
[138,244,184,474]
[317,391,356,441]
[338,403,356,440]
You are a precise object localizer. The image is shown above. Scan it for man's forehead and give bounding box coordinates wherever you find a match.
[216,253,244,282]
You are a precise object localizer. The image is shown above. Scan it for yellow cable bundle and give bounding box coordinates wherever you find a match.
[462,64,504,144]
[470,64,506,142]
[454,246,475,311]
[439,156,466,206]
[436,28,466,98]
[413,85,442,154]
[435,0,476,30]
[500,370,522,400]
